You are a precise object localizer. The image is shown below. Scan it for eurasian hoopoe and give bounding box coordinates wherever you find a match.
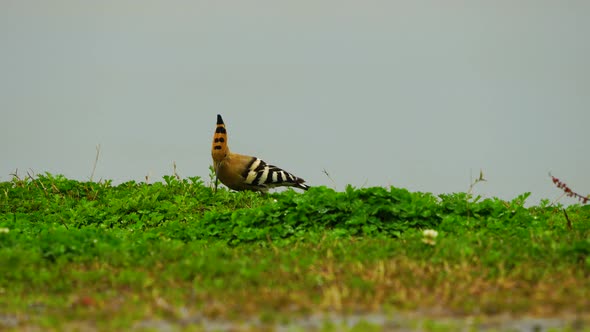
[211,114,309,193]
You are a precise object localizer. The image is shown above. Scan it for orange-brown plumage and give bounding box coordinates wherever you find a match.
[211,114,309,192]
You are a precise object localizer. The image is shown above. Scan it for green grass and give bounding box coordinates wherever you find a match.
[1,173,589,331]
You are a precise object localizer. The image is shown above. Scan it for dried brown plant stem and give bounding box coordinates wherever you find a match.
[549,173,588,204]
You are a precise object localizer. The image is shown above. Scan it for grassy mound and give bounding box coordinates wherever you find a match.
[1,173,589,331]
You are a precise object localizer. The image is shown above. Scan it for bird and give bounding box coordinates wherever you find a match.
[211,114,309,193]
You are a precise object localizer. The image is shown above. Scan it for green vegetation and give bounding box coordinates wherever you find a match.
[1,173,589,331]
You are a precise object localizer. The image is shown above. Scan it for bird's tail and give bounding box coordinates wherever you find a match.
[294,179,310,191]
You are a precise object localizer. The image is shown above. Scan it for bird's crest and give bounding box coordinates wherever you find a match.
[211,114,229,162]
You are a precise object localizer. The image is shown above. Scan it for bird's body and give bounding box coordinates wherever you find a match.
[211,114,309,192]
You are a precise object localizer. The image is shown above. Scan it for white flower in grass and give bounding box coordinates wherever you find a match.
[422,229,438,245]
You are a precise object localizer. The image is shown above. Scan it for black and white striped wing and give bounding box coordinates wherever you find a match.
[242,158,309,191]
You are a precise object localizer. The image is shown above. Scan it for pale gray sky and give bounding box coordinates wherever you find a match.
[1,1,589,205]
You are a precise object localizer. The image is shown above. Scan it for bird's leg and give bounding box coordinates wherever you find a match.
[214,172,219,193]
